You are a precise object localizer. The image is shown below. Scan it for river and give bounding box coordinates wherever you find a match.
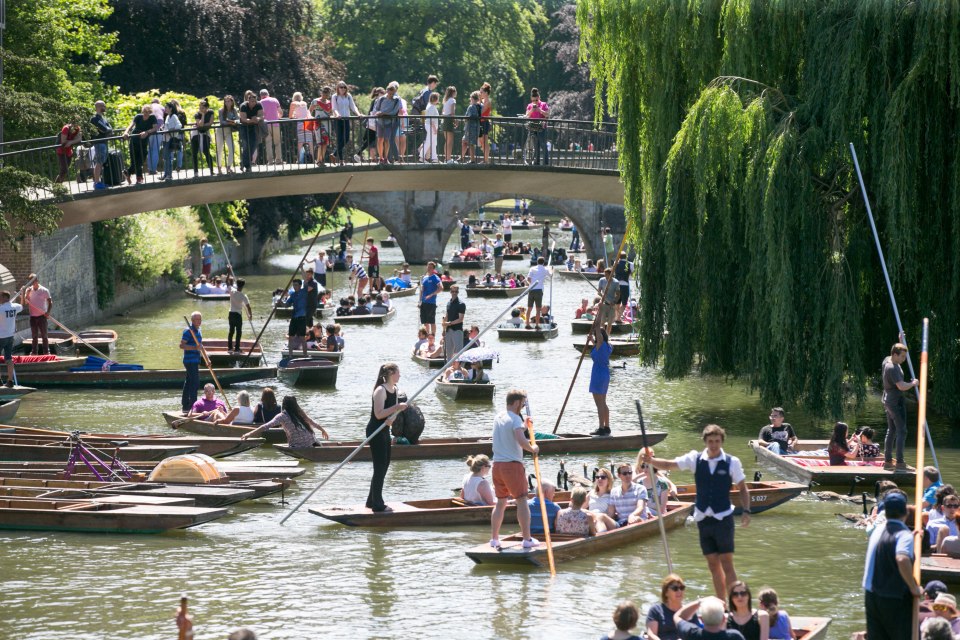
[1,224,956,639]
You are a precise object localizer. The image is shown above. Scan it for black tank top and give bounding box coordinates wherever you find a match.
[727,611,761,640]
[254,403,281,423]
[367,386,398,429]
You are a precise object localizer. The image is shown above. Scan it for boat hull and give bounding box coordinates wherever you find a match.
[921,555,960,585]
[334,307,396,324]
[0,400,20,422]
[280,349,343,363]
[465,286,528,299]
[557,270,603,280]
[162,412,284,444]
[446,260,493,270]
[13,366,277,389]
[572,340,640,357]
[570,320,629,334]
[278,360,339,387]
[201,340,264,367]
[0,439,196,463]
[748,439,916,488]
[184,289,230,301]
[497,324,558,340]
[0,497,227,533]
[435,379,495,401]
[0,356,87,372]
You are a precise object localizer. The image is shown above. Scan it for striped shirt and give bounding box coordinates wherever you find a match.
[350,263,367,279]
[609,482,648,521]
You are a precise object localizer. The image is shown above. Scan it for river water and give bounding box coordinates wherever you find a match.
[2,225,957,639]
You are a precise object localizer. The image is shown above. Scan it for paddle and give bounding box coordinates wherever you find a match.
[526,399,556,576]
[551,220,633,433]
[636,400,674,574]
[911,318,930,640]
[279,282,535,525]
[182,316,231,411]
[244,175,354,360]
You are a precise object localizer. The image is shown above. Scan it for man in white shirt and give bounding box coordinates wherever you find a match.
[502,214,514,243]
[642,424,751,598]
[259,89,283,164]
[0,289,24,386]
[490,389,540,549]
[525,257,551,328]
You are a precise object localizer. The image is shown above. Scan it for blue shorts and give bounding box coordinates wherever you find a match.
[697,515,735,555]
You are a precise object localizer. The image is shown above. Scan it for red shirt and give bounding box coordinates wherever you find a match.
[367,245,379,268]
[57,125,81,157]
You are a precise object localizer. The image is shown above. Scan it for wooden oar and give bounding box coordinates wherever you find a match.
[912,318,930,640]
[636,399,673,573]
[244,175,354,360]
[182,316,231,411]
[551,220,633,433]
[526,400,556,576]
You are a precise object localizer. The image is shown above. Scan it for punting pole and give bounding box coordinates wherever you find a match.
[204,203,235,278]
[354,226,370,297]
[280,283,533,525]
[526,399,556,576]
[183,315,231,411]
[636,400,673,574]
[11,234,79,305]
[849,143,939,472]
[551,220,633,433]
[912,318,930,640]
[244,176,354,360]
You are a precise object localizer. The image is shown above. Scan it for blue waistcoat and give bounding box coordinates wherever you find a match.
[694,454,732,514]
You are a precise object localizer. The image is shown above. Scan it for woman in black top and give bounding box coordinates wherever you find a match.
[123,105,159,183]
[253,387,282,423]
[192,99,215,177]
[726,581,769,640]
[365,362,408,512]
[238,90,262,172]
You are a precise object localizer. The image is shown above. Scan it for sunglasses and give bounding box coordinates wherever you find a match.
[944,503,960,509]
[669,585,686,592]
[619,470,633,476]
[597,476,609,481]
[934,604,953,612]
[732,591,749,597]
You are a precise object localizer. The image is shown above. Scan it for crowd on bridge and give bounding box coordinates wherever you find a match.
[53,75,565,190]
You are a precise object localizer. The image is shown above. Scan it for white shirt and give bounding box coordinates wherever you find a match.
[674,448,745,521]
[164,113,182,137]
[527,265,550,291]
[332,94,357,118]
[0,302,23,338]
[233,405,255,425]
[502,218,513,232]
[425,103,440,129]
[442,97,456,117]
[229,290,249,315]
[290,101,309,120]
[491,410,525,463]
[462,473,491,504]
[311,257,326,275]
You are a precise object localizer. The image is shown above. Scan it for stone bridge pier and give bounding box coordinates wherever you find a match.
[344,191,626,264]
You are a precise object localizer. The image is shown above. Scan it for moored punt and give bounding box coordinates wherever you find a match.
[435,378,495,401]
[0,485,196,506]
[0,385,35,400]
[0,437,196,463]
[12,365,277,389]
[570,319,630,334]
[15,334,75,355]
[0,461,304,483]
[792,617,832,640]
[0,400,20,422]
[0,355,87,372]
[748,439,916,488]
[380,285,418,299]
[47,329,118,354]
[380,238,397,247]
[184,288,230,301]
[280,349,343,363]
[334,307,397,325]
[0,496,227,533]
[275,431,668,463]
[465,502,694,566]
[921,554,960,585]
[496,323,559,340]
[0,426,262,459]
[162,411,284,443]
[572,339,641,357]
[0,476,257,508]
[672,480,807,515]
[465,285,528,299]
[446,259,493,270]
[278,358,339,387]
[556,269,603,280]
[201,339,265,366]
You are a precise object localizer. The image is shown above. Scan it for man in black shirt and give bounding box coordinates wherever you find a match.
[303,269,321,320]
[443,285,466,362]
[758,407,797,455]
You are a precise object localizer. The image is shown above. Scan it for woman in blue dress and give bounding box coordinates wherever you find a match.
[589,326,613,436]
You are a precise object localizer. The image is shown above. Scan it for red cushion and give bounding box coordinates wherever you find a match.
[0,355,60,364]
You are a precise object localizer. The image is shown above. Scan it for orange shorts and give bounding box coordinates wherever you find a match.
[492,461,528,499]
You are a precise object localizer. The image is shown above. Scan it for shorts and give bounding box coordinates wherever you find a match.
[420,303,437,325]
[493,461,528,499]
[504,233,512,243]
[93,142,108,167]
[289,316,308,338]
[441,117,455,133]
[317,273,327,287]
[0,336,12,361]
[697,515,735,555]
[479,120,491,136]
[599,303,617,325]
[369,265,380,279]
[202,263,212,276]
[527,288,544,308]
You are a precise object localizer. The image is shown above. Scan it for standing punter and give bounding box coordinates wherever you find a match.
[642,424,751,599]
[490,388,540,549]
[418,262,442,337]
[0,290,23,387]
[881,342,917,469]
[179,311,203,414]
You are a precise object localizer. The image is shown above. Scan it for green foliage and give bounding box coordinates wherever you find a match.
[579,0,960,417]
[0,168,64,247]
[194,201,250,245]
[109,90,223,134]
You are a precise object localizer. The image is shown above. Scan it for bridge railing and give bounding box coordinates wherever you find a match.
[0,116,618,199]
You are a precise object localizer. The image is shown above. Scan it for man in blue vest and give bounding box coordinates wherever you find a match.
[862,489,922,640]
[642,424,751,598]
[179,311,203,414]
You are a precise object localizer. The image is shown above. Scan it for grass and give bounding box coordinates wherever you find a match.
[301,207,379,238]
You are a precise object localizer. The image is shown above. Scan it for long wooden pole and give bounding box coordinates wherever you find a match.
[204,203,235,278]
[43,313,113,361]
[912,318,929,640]
[244,176,353,359]
[526,400,556,576]
[182,316,231,411]
[354,226,370,297]
[636,400,673,573]
[552,220,633,433]
[10,235,79,305]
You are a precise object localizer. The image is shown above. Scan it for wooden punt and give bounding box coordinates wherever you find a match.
[465,285,528,299]
[13,366,277,389]
[201,339,265,366]
[47,329,118,354]
[792,618,832,640]
[310,480,803,528]
[380,238,397,247]
[278,358,339,387]
[570,319,630,334]
[274,431,668,463]
[316,306,335,319]
[280,349,343,363]
[0,385,35,400]
[0,496,227,533]
[435,377,495,401]
[0,476,258,508]
[0,438,196,463]
[748,439,916,488]
[0,426,262,459]
[333,307,396,325]
[0,355,86,372]
[0,485,196,507]
[497,323,559,340]
[502,254,526,261]
[380,285,418,299]
[556,269,603,280]
[413,352,493,369]
[0,400,20,422]
[0,461,303,484]
[15,334,75,355]
[162,411,285,444]
[921,554,960,585]
[184,288,230,301]
[441,278,457,291]
[465,502,693,566]
[446,259,493,270]
[572,339,641,357]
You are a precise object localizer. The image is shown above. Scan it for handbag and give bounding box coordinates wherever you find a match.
[526,119,545,133]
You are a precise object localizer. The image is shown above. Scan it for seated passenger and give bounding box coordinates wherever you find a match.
[758,588,793,640]
[190,383,228,422]
[584,260,597,273]
[827,421,858,465]
[461,454,494,506]
[467,325,483,348]
[333,324,345,350]
[467,273,479,287]
[216,390,256,425]
[253,388,281,423]
[505,308,524,327]
[759,407,797,455]
[335,297,352,316]
[574,298,590,319]
[924,466,945,511]
[418,333,440,357]
[928,487,960,555]
[195,277,213,294]
[529,481,561,535]
[588,468,620,532]
[322,324,340,352]
[555,486,597,537]
[371,294,390,315]
[442,360,465,382]
[399,263,412,286]
[413,327,429,354]
[241,395,329,449]
[464,361,489,383]
[855,426,881,458]
[610,462,649,525]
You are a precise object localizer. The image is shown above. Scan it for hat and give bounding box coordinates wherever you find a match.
[934,593,957,610]
[884,491,908,508]
[926,581,949,597]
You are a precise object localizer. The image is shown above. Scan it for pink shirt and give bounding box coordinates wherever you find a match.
[25,286,51,317]
[150,103,165,123]
[260,97,282,122]
[526,101,549,119]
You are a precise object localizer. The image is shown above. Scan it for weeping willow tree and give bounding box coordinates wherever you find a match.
[578,0,960,418]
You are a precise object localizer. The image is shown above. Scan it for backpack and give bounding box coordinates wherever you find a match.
[390,393,425,444]
[412,88,430,113]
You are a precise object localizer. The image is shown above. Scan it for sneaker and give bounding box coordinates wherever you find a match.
[882,461,896,470]
[895,462,909,470]
[522,538,540,549]
[489,538,500,548]
[446,159,457,164]
[4,381,13,388]
[94,182,106,190]
[353,154,361,163]
[590,427,611,436]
